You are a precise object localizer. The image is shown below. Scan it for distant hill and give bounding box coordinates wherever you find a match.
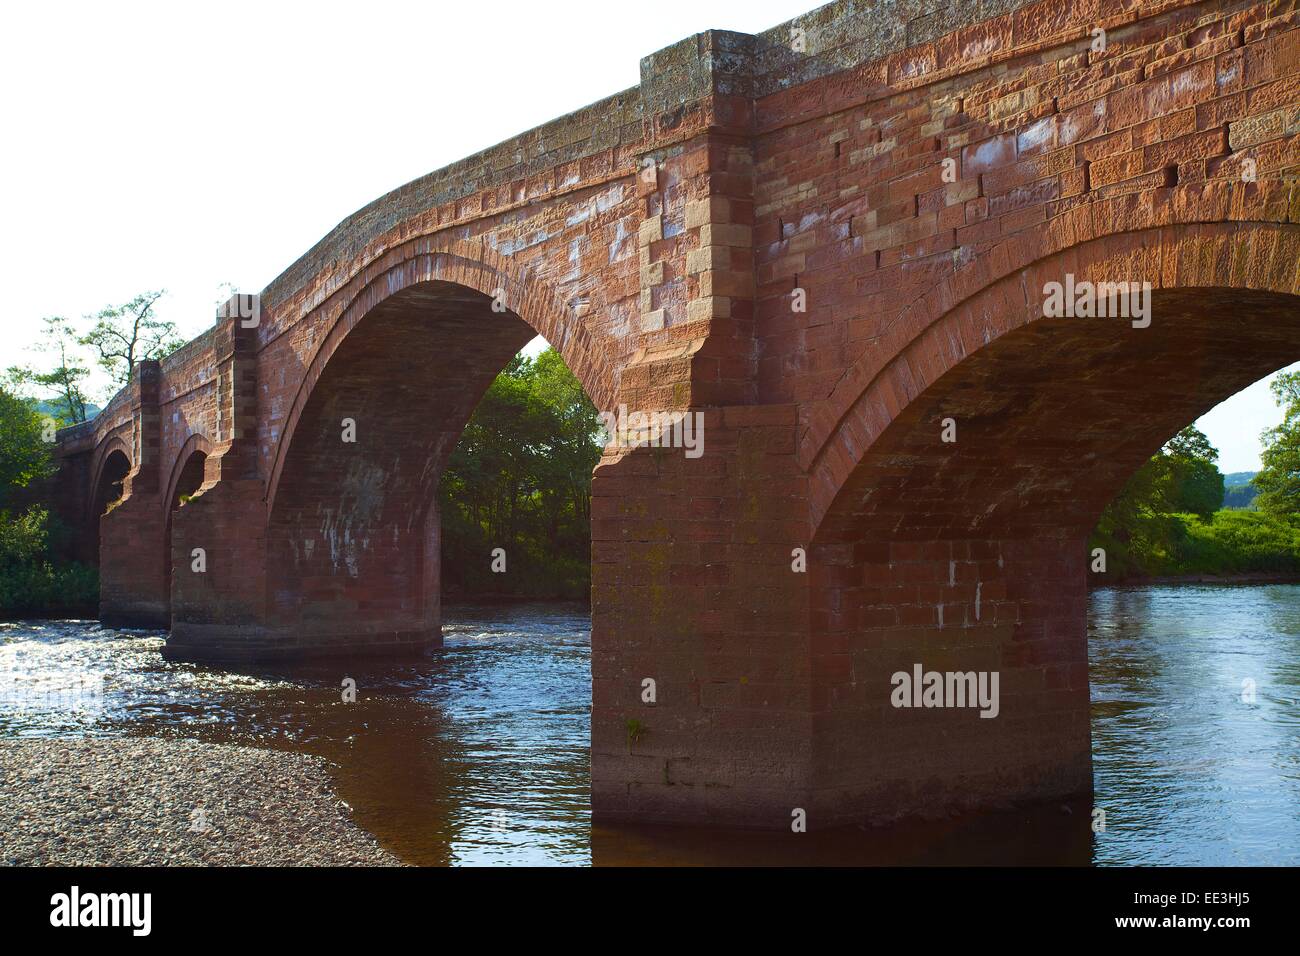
[32,399,101,423]
[1223,470,1259,509]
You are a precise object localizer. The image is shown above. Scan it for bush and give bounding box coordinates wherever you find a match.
[0,507,98,619]
[1169,510,1300,575]
[1094,509,1300,579]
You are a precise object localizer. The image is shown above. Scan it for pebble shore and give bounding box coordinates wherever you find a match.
[0,738,401,866]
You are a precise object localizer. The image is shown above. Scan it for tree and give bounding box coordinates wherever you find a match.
[531,347,604,533]
[1253,370,1300,516]
[1091,425,1225,574]
[5,315,93,424]
[438,348,603,597]
[0,386,54,506]
[1163,426,1225,519]
[80,290,182,388]
[0,384,97,618]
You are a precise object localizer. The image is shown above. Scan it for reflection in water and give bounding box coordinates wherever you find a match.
[1,588,1296,865]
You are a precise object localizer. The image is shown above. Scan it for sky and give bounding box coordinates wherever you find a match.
[0,0,1290,473]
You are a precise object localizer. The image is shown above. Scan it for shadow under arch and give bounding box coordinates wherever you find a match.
[88,439,132,562]
[802,229,1300,827]
[260,270,610,655]
[804,221,1300,527]
[265,242,616,517]
[163,433,213,610]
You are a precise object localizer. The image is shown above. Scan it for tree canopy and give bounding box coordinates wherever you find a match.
[1091,425,1226,575]
[6,316,93,424]
[80,290,182,387]
[0,385,97,618]
[1253,370,1300,516]
[438,348,603,598]
[0,386,54,506]
[7,291,184,422]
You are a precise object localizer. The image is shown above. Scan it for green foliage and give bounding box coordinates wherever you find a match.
[1092,420,1300,579]
[0,507,98,619]
[1128,511,1300,577]
[1162,427,1225,519]
[0,507,49,564]
[1253,370,1300,517]
[625,718,646,747]
[6,316,93,424]
[1091,426,1225,576]
[1176,510,1300,574]
[80,290,183,388]
[0,384,97,617]
[439,348,602,599]
[0,386,54,505]
[8,292,182,416]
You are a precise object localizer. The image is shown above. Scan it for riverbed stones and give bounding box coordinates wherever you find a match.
[0,738,400,866]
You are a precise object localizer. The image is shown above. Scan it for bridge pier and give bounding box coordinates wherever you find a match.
[99,361,168,629]
[165,471,274,661]
[590,405,816,827]
[168,483,441,663]
[808,535,1092,825]
[168,299,303,661]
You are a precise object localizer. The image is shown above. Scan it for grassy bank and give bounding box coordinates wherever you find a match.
[1096,509,1300,583]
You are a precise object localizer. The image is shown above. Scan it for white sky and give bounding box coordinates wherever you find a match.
[0,0,1289,472]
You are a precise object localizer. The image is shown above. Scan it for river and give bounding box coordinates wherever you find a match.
[1,584,1297,865]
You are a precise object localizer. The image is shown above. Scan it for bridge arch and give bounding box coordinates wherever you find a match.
[164,433,214,514]
[87,435,132,528]
[807,219,1300,530]
[804,220,1300,825]
[161,433,213,618]
[259,243,613,654]
[266,240,615,515]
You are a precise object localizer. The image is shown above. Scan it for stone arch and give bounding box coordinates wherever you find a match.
[163,433,214,515]
[265,239,615,514]
[162,433,213,615]
[807,219,1300,532]
[801,220,1300,826]
[87,435,132,526]
[259,241,612,655]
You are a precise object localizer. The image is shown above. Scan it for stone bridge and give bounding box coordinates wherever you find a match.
[49,0,1300,829]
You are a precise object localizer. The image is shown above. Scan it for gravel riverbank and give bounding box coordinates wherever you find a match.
[0,738,401,866]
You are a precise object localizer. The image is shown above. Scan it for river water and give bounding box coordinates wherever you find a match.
[1,585,1297,865]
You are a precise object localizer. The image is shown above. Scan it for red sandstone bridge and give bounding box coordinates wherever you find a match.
[49,0,1300,829]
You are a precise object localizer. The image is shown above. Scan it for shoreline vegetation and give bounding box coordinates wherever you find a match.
[436,350,599,601]
[1091,508,1300,586]
[1088,393,1300,586]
